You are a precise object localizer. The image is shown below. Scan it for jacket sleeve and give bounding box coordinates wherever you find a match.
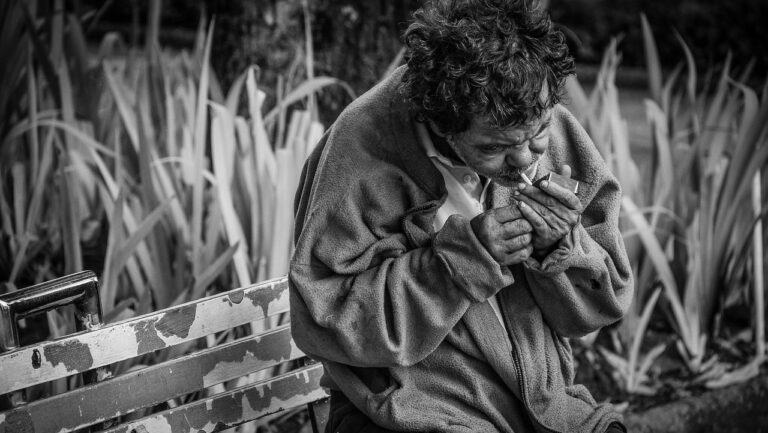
[289,175,514,368]
[522,156,633,338]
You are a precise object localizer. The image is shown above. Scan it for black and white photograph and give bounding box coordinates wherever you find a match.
[1,0,767,432]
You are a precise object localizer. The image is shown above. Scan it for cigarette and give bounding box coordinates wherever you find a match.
[520,172,533,185]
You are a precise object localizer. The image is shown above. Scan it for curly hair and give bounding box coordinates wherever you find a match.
[401,0,574,134]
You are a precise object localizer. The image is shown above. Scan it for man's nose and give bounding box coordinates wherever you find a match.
[505,146,534,168]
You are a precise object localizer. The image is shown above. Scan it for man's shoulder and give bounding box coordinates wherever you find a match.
[298,67,427,217]
[332,66,409,139]
[316,66,418,185]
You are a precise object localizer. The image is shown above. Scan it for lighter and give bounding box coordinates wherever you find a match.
[523,171,579,194]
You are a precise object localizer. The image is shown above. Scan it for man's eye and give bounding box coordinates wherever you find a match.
[482,145,506,153]
[535,124,551,138]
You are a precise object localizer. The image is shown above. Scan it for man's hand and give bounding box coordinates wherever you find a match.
[470,205,534,266]
[514,165,582,256]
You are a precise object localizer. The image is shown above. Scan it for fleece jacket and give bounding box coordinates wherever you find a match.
[289,66,634,433]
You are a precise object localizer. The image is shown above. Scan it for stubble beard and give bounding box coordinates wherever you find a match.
[487,161,538,187]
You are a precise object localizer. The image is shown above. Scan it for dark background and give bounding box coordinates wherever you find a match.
[80,0,768,92]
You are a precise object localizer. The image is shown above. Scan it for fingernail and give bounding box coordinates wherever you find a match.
[518,202,526,209]
[540,180,548,189]
[512,190,520,197]
[517,182,526,190]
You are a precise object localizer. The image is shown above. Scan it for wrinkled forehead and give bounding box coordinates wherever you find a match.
[466,109,552,139]
[465,80,552,137]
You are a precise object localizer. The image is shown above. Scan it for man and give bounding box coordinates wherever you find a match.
[289,0,633,432]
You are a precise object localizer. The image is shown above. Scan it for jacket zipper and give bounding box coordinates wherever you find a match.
[500,285,560,433]
[508,340,559,433]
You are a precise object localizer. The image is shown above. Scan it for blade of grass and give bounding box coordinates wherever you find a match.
[191,20,214,277]
[190,243,239,302]
[623,196,693,352]
[60,164,83,274]
[246,69,277,183]
[660,64,682,116]
[674,32,698,135]
[644,100,674,229]
[103,61,139,151]
[753,171,765,358]
[0,172,14,243]
[26,47,39,182]
[638,343,667,381]
[137,75,176,308]
[20,2,61,108]
[306,119,324,163]
[225,65,257,115]
[233,116,261,275]
[109,197,174,297]
[50,0,63,65]
[269,136,303,278]
[641,13,662,104]
[101,188,126,311]
[58,55,77,153]
[90,140,148,296]
[10,119,116,157]
[714,86,767,237]
[627,287,662,391]
[703,52,732,131]
[301,0,316,119]
[263,76,355,125]
[12,163,26,239]
[210,102,252,287]
[152,157,217,185]
[9,130,54,283]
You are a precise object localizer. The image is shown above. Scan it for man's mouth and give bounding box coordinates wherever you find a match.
[491,163,537,186]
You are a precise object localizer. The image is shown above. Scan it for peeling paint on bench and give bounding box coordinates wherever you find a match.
[0,277,290,395]
[0,276,328,433]
[245,284,285,318]
[155,303,197,338]
[102,363,327,433]
[42,340,94,373]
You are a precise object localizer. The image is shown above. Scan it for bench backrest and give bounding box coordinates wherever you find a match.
[0,273,328,433]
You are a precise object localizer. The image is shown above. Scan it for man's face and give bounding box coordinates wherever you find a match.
[447,109,552,187]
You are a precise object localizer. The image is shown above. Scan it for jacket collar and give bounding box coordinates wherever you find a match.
[386,80,446,200]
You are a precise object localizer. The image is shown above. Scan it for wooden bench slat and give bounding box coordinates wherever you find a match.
[0,277,290,395]
[0,325,306,433]
[102,363,327,433]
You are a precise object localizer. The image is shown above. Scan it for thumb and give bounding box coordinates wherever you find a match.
[560,164,572,178]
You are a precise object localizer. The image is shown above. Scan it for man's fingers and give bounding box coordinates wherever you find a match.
[561,164,572,178]
[517,201,550,232]
[536,180,581,211]
[499,218,533,238]
[503,232,532,252]
[491,204,523,223]
[516,189,565,229]
[518,182,580,213]
[502,245,534,266]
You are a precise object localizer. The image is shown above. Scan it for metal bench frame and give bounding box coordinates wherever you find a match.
[0,272,329,433]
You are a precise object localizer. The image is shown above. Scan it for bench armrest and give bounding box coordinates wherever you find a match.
[0,271,102,351]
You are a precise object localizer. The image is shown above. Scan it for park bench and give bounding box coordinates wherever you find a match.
[0,271,330,433]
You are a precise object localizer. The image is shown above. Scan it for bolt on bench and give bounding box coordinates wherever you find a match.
[0,271,329,433]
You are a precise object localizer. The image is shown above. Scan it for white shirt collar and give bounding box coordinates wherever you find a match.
[416,122,461,167]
